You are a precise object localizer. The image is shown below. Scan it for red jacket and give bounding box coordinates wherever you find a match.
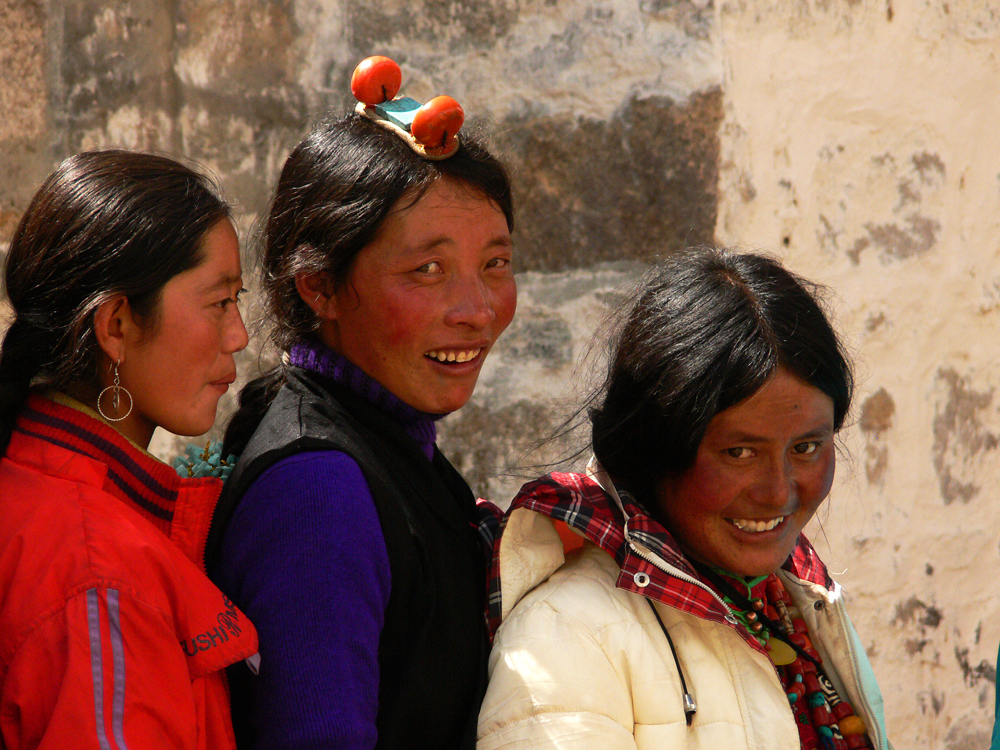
[0,394,258,750]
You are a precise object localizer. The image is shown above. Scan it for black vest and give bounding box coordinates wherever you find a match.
[208,367,489,749]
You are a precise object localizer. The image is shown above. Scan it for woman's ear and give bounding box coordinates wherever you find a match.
[92,295,135,365]
[295,272,338,320]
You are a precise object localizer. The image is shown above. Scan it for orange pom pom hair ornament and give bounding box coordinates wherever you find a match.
[351,55,464,160]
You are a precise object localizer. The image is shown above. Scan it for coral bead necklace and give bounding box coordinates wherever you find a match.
[694,564,873,750]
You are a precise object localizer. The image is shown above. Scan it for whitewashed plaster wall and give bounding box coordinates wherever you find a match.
[715,2,1000,748]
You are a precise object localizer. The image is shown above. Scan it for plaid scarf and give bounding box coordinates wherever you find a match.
[483,469,832,651]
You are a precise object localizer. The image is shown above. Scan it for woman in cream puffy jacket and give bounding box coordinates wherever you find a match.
[478,248,894,750]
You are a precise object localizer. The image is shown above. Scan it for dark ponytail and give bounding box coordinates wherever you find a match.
[0,320,51,451]
[0,149,230,456]
[224,112,512,456]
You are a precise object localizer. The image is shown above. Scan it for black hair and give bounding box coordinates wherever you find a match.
[0,149,230,455]
[590,246,854,508]
[224,111,513,454]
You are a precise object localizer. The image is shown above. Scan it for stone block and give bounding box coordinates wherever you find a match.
[502,89,721,272]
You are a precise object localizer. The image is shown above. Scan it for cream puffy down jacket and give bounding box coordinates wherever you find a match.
[477,465,893,750]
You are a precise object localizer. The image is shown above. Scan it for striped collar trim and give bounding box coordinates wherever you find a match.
[15,394,210,536]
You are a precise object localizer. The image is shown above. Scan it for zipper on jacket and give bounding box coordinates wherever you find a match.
[623,525,732,730]
[833,596,887,750]
[592,462,737,624]
[592,460,798,731]
[626,523,822,739]
[623,521,737,622]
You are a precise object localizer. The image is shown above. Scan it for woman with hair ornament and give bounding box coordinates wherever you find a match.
[0,150,257,749]
[208,57,515,749]
[477,247,894,750]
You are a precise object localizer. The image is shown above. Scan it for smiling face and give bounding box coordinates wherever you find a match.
[114,218,248,446]
[654,367,836,578]
[317,177,516,414]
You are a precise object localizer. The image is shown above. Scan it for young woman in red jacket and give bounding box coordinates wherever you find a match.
[0,150,259,750]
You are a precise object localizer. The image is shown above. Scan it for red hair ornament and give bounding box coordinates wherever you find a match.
[351,55,464,160]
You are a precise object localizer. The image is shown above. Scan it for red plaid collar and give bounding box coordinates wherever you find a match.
[485,470,832,648]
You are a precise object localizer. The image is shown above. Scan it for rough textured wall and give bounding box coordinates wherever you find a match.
[0,0,721,465]
[715,2,1000,748]
[1,0,997,746]
[0,0,46,240]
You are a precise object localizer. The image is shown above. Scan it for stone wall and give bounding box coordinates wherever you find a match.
[2,1,998,746]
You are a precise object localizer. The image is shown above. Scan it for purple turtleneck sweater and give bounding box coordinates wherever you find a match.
[214,342,445,750]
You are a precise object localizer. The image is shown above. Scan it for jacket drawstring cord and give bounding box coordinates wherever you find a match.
[647,598,697,726]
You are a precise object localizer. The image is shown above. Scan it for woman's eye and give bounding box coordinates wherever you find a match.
[416,261,443,274]
[486,256,510,269]
[793,441,820,455]
[216,288,247,309]
[726,447,752,459]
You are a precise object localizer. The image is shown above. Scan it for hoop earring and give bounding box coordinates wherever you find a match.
[97,360,133,422]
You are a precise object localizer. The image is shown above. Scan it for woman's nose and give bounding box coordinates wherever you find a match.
[445,275,496,329]
[226,305,250,353]
[752,458,796,507]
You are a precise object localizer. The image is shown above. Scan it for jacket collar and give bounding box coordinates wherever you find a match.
[12,393,223,570]
[486,458,832,643]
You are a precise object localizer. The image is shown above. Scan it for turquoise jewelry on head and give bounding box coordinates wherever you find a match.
[97,359,133,422]
[351,55,464,160]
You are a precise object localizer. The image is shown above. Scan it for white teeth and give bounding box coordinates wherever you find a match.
[425,348,482,363]
[730,516,784,533]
